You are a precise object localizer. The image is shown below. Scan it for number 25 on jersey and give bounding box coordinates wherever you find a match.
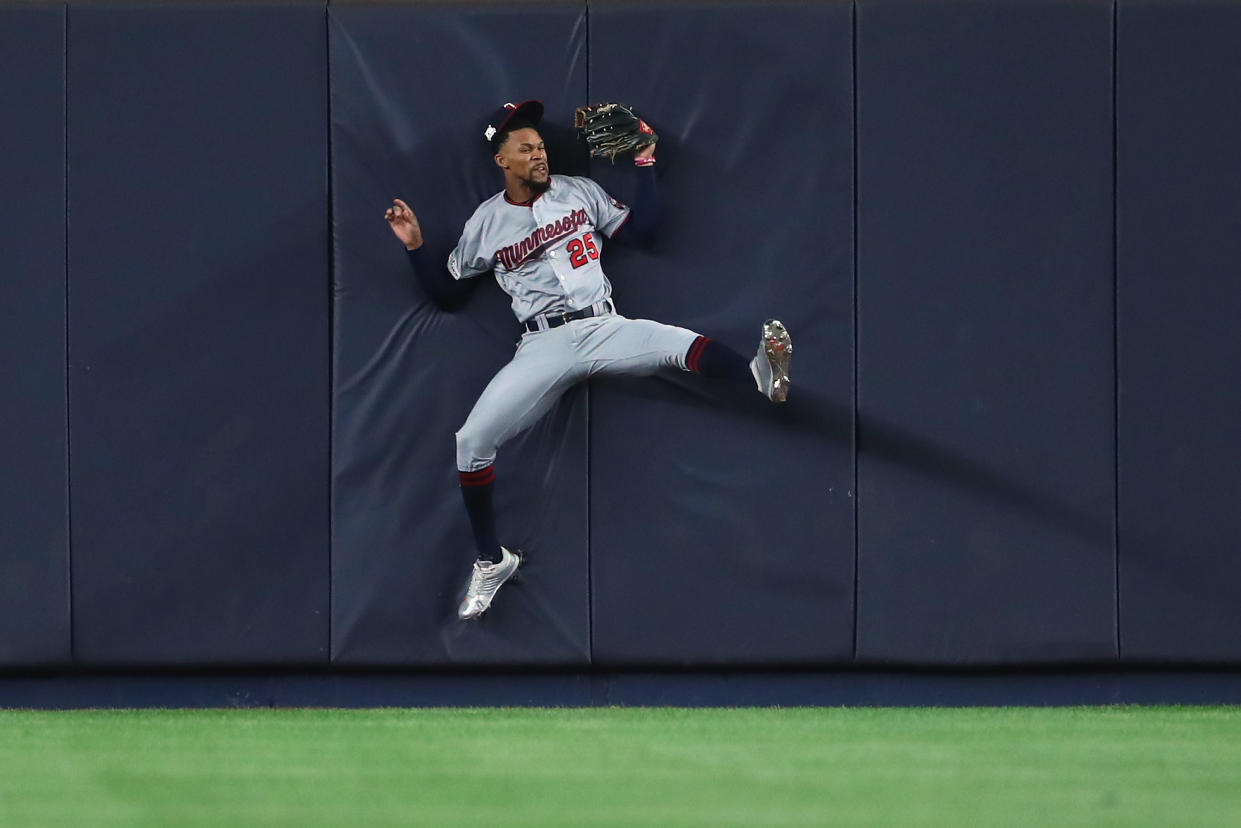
[565,233,600,269]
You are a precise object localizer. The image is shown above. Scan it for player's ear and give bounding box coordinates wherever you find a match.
[494,153,508,170]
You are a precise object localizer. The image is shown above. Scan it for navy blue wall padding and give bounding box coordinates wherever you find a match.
[329,4,592,665]
[67,6,330,665]
[586,2,856,665]
[0,6,71,667]
[1116,1,1241,661]
[0,0,1235,677]
[855,0,1116,664]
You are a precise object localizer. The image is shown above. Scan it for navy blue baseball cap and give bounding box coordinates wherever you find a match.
[484,100,544,149]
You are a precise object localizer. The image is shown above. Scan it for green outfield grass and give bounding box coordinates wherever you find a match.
[1,706,1239,826]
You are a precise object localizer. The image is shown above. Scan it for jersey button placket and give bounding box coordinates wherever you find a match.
[535,202,568,296]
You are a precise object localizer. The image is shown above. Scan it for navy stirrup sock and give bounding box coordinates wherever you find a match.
[686,336,752,382]
[459,466,502,564]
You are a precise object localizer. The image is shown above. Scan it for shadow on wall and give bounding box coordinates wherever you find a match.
[611,369,1113,552]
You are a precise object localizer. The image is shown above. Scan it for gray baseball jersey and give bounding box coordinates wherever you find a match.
[449,175,700,472]
[447,175,629,322]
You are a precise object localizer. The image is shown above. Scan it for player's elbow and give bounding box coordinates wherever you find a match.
[612,217,658,250]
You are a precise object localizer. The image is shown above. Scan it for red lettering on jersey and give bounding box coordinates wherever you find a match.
[493,209,593,270]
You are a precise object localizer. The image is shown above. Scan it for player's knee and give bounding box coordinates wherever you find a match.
[455,425,495,470]
[454,426,478,459]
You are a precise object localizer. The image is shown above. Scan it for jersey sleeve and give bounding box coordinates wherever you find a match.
[446,215,494,281]
[578,177,632,238]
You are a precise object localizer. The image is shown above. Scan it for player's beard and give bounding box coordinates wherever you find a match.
[523,173,551,195]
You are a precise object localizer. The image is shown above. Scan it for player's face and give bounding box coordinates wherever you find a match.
[496,128,549,187]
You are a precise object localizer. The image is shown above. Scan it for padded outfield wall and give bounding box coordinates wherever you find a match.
[1,0,1239,675]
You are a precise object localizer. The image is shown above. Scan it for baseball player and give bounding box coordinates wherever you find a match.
[384,100,792,621]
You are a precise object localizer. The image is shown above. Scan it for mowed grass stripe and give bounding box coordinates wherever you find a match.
[0,707,1238,827]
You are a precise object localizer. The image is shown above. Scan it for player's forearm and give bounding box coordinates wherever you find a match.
[610,165,662,249]
[408,246,476,311]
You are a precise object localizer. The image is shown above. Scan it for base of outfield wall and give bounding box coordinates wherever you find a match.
[2,669,1241,708]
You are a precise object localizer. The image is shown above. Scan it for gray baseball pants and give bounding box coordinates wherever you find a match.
[455,313,699,472]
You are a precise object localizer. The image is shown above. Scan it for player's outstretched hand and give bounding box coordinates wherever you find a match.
[384,198,424,250]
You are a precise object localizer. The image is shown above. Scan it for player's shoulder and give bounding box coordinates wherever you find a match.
[468,190,508,220]
[549,176,616,210]
[553,174,606,195]
[460,191,508,234]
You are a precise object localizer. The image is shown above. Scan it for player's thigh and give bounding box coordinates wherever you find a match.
[458,331,583,450]
[584,316,699,377]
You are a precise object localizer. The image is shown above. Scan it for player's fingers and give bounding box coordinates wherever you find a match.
[393,198,410,212]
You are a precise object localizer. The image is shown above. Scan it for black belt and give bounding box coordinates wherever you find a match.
[525,299,614,333]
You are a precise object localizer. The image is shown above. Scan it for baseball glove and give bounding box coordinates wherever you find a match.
[574,103,658,164]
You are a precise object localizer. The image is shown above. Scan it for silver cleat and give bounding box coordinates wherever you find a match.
[749,319,792,403]
[458,547,521,621]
